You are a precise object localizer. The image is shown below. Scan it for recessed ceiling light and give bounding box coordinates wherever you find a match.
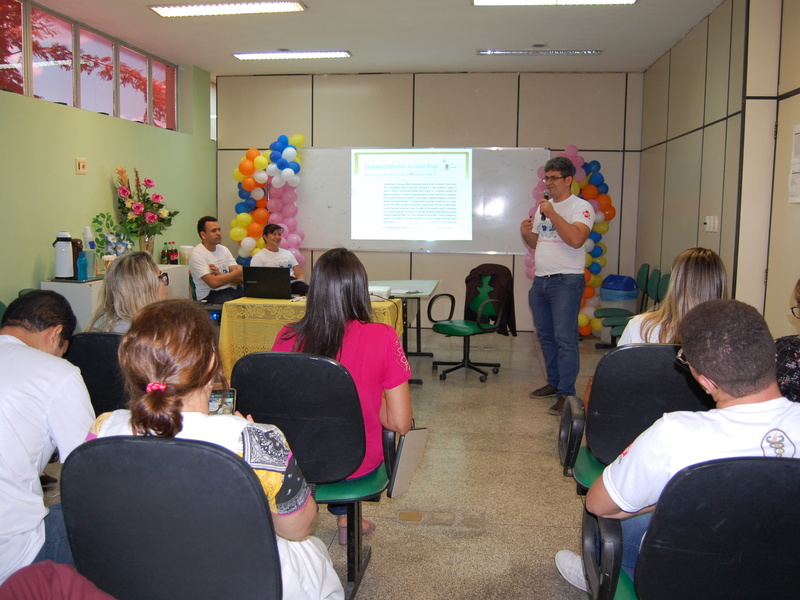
[474,1,635,5]
[234,50,351,60]
[478,49,602,56]
[150,2,305,17]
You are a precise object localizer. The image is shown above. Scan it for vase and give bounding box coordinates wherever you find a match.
[139,235,155,256]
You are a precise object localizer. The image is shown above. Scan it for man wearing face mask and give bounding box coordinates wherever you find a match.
[520,156,595,415]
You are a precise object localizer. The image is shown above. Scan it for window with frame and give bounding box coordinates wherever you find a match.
[0,0,24,94]
[79,28,113,115]
[152,59,176,129]
[31,7,74,105]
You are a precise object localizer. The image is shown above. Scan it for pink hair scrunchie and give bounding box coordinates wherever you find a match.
[145,382,167,393]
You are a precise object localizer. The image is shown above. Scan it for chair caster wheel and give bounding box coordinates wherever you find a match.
[432,365,438,373]
[439,373,446,381]
[480,375,487,382]
[492,367,500,374]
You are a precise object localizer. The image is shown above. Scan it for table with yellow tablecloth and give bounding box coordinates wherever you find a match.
[219,297,404,378]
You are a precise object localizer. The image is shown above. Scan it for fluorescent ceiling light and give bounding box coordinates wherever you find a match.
[235,50,350,60]
[150,2,305,17]
[478,49,602,56]
[474,1,635,5]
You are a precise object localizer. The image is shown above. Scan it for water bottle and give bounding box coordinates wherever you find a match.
[76,252,89,281]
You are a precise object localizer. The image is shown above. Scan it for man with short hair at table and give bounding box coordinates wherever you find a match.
[0,291,94,584]
[554,299,800,592]
[189,216,243,303]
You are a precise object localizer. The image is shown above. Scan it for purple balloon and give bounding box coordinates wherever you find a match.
[588,199,600,213]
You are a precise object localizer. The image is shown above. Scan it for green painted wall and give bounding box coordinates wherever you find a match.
[0,66,216,306]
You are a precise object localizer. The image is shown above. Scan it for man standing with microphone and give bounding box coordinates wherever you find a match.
[520,156,595,415]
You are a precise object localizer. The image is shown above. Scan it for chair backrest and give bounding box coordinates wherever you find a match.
[64,332,127,416]
[468,274,496,318]
[635,457,800,599]
[231,352,366,484]
[635,263,650,312]
[61,436,282,600]
[656,272,670,303]
[645,269,661,307]
[586,344,712,465]
[0,300,6,324]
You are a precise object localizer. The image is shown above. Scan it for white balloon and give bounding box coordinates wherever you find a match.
[250,187,265,200]
[584,239,595,253]
[266,163,280,177]
[282,147,297,161]
[582,307,595,320]
[272,174,286,188]
[594,212,606,224]
[238,246,251,258]
[240,236,257,252]
[286,173,300,187]
[586,295,601,308]
[281,167,294,179]
[253,170,268,184]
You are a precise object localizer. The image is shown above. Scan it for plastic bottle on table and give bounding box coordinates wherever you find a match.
[76,252,89,281]
[160,243,169,265]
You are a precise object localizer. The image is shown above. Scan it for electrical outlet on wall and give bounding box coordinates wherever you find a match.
[76,158,87,174]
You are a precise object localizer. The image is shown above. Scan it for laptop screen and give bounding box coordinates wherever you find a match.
[242,266,293,299]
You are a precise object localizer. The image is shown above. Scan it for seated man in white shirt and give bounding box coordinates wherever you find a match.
[189,216,244,304]
[555,298,800,591]
[0,291,95,584]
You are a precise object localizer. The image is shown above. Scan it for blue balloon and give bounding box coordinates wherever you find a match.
[237,189,250,200]
[278,135,289,146]
[589,172,605,186]
[589,231,602,243]
[586,160,601,173]
[269,141,285,152]
[589,261,602,274]
[235,202,248,214]
[289,161,301,174]
[236,256,252,267]
[276,158,289,170]
[590,246,603,258]
[597,183,609,195]
[244,198,256,210]
[269,151,281,163]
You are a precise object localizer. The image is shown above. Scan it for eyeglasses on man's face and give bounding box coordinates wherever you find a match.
[792,305,800,319]
[157,272,170,286]
[676,347,688,365]
[541,176,565,183]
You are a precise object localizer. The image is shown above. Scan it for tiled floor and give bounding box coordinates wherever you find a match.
[44,328,608,599]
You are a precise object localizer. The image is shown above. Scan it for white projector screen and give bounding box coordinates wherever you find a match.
[350,148,473,241]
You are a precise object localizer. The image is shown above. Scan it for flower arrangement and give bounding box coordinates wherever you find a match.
[91,212,132,257]
[115,166,179,238]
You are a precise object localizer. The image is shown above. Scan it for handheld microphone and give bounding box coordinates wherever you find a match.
[541,190,550,222]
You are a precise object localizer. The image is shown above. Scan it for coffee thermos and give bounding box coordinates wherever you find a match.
[53,232,84,279]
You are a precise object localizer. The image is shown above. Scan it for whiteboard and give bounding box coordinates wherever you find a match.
[295,147,550,254]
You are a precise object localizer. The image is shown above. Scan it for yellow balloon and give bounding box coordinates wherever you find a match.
[571,180,581,196]
[256,237,266,249]
[251,247,261,257]
[591,317,604,333]
[289,133,305,148]
[597,242,607,255]
[585,253,593,268]
[578,313,590,327]
[593,221,609,235]
[253,155,268,170]
[596,256,607,268]
[233,169,245,182]
[229,227,247,242]
[236,212,253,227]
[594,274,604,287]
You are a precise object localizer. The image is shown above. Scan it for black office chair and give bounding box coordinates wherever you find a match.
[558,344,712,494]
[583,456,800,600]
[61,436,282,600]
[231,352,396,600]
[64,332,127,416]
[428,264,513,382]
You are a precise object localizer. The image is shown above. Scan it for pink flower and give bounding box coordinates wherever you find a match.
[151,193,164,204]
[144,212,158,223]
[131,202,144,215]
[118,186,131,198]
[143,179,155,188]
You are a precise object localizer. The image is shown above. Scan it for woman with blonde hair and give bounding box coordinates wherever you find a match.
[86,299,343,599]
[88,252,168,333]
[618,247,727,345]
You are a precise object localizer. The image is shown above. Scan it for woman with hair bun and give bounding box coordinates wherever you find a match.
[86,299,343,600]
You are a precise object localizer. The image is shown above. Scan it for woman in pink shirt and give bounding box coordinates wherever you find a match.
[273,248,413,544]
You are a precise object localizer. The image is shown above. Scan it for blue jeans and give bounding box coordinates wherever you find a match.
[621,512,651,580]
[32,504,75,568]
[529,274,585,396]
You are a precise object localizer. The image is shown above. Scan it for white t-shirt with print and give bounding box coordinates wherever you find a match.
[533,194,595,276]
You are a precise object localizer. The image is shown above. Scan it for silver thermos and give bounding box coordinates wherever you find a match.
[54,232,74,279]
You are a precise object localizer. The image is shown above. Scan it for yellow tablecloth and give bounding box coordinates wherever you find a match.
[219,297,404,379]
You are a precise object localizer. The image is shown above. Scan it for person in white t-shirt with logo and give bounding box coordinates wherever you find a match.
[188,216,244,304]
[520,156,595,416]
[250,224,309,295]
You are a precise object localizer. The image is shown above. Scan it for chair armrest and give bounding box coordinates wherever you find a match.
[558,395,585,476]
[427,293,455,323]
[476,298,503,331]
[582,509,623,600]
[594,307,633,319]
[382,428,398,479]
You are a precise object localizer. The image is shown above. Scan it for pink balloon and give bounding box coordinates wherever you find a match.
[283,217,297,233]
[267,199,284,213]
[281,203,298,218]
[268,213,283,225]
[537,166,546,178]
[279,236,288,248]
[573,167,586,182]
[565,144,579,157]
[269,185,285,199]
[524,253,535,268]
[588,199,600,213]
[282,189,297,203]
[526,266,536,280]
[573,155,585,168]
[290,248,304,265]
[286,233,302,248]
[294,228,305,241]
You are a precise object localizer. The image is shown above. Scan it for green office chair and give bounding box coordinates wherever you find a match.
[0,300,6,324]
[428,270,507,382]
[593,264,650,348]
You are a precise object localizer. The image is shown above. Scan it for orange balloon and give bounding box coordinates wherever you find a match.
[247,221,263,238]
[581,297,587,310]
[241,177,256,191]
[239,159,255,176]
[252,208,269,225]
[584,268,591,284]
[255,198,268,209]
[596,194,612,211]
[603,206,617,221]
[581,184,599,200]
[583,285,595,299]
[245,148,261,161]
[578,324,593,338]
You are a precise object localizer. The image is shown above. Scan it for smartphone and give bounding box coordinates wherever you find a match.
[209,388,237,415]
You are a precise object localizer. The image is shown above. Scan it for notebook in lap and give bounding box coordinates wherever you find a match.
[242,266,293,299]
[387,426,428,498]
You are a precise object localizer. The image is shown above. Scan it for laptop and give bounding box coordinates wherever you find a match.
[242,266,293,299]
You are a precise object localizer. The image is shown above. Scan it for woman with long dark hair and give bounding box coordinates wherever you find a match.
[273,248,413,543]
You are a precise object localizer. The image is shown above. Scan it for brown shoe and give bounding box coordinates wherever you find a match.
[529,384,558,398]
[549,395,568,416]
